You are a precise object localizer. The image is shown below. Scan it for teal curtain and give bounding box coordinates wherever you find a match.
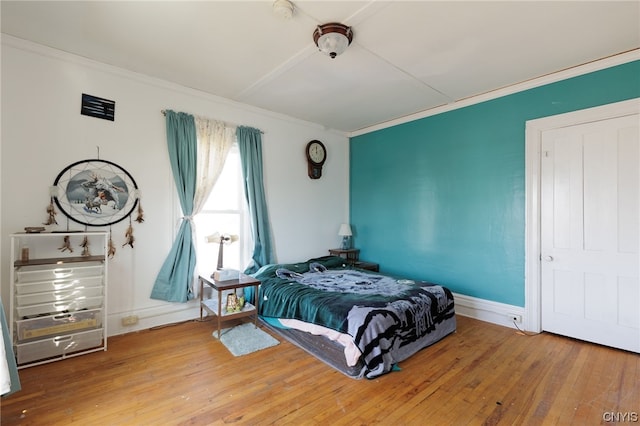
[1,299,20,396]
[237,126,275,274]
[151,111,198,302]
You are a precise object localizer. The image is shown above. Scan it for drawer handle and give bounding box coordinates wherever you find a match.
[53,336,73,343]
[53,314,72,321]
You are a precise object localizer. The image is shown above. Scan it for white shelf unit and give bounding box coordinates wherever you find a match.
[9,231,108,368]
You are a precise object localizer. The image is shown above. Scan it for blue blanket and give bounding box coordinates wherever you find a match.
[252,256,456,378]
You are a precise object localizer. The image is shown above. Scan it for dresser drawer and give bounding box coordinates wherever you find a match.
[16,263,104,284]
[15,329,103,365]
[16,286,103,306]
[17,296,103,319]
[16,309,102,341]
[15,276,103,295]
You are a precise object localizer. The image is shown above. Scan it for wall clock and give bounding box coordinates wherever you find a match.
[306,140,326,179]
[53,159,139,226]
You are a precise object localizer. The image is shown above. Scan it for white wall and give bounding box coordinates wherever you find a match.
[0,36,349,336]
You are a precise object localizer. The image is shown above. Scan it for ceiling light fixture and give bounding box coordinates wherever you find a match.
[313,23,353,59]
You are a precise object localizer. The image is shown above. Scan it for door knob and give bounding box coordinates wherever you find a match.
[543,255,554,262]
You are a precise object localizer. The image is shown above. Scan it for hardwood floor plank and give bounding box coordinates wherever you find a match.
[1,316,637,425]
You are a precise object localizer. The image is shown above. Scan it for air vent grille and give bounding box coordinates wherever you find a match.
[81,93,115,121]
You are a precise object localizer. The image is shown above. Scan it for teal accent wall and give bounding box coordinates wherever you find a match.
[350,61,640,307]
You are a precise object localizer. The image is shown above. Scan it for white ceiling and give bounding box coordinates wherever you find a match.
[2,1,639,133]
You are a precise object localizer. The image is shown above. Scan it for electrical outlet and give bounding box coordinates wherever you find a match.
[121,315,139,326]
[507,313,522,324]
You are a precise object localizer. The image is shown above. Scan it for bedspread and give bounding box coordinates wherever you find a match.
[252,256,456,378]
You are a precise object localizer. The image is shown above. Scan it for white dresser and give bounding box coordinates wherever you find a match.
[9,232,108,368]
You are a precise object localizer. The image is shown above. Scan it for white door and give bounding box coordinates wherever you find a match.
[541,114,639,353]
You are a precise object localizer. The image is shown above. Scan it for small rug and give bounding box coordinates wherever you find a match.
[214,322,279,356]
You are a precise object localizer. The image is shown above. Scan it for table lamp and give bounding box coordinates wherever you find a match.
[206,232,239,270]
[338,224,352,250]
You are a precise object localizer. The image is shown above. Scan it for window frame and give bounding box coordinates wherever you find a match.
[178,143,252,275]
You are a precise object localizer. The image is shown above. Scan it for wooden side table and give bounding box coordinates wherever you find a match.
[328,248,360,263]
[199,273,260,338]
[353,261,380,272]
[328,248,379,272]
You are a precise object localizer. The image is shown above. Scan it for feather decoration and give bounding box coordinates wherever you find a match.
[135,202,145,223]
[80,236,91,257]
[58,236,73,253]
[122,221,135,248]
[44,198,58,225]
[108,228,116,258]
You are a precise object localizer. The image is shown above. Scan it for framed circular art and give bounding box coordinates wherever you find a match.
[53,159,139,227]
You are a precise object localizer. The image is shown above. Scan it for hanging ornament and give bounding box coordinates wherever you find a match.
[59,236,73,253]
[52,159,139,227]
[49,156,145,257]
[135,202,145,223]
[43,197,58,225]
[80,235,91,257]
[122,218,135,248]
[108,226,116,259]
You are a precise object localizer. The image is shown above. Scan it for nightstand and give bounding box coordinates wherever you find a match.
[353,261,380,272]
[328,248,379,272]
[328,248,360,263]
[199,273,260,338]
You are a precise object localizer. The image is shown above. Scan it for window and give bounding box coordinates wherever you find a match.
[194,144,251,275]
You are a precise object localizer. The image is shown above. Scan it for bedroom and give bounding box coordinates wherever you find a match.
[1,1,639,423]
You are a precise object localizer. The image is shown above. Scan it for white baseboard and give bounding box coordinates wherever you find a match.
[106,292,528,336]
[453,292,530,331]
[107,301,200,337]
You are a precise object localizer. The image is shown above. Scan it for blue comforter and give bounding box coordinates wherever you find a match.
[251,256,456,378]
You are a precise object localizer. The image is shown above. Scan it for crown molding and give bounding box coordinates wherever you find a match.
[350,49,640,137]
[1,34,348,137]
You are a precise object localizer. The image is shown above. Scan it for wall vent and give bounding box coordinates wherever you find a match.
[81,93,115,121]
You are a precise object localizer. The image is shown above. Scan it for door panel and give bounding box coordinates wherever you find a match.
[619,276,640,328]
[618,130,639,253]
[541,114,639,353]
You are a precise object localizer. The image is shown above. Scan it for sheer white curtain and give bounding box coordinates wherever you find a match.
[191,117,235,296]
[193,117,235,212]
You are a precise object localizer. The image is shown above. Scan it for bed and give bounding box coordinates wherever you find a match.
[247,256,456,379]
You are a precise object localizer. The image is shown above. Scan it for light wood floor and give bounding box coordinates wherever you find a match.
[1,315,637,425]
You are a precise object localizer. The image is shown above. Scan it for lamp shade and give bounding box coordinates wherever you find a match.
[338,224,352,236]
[206,232,239,244]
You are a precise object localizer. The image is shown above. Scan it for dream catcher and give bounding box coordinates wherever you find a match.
[46,158,144,258]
